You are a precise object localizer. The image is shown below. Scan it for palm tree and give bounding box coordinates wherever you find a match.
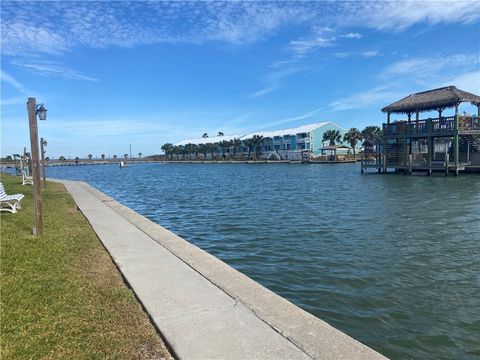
[138,152,142,158]
[59,156,66,161]
[231,138,241,159]
[243,138,254,159]
[161,143,173,161]
[170,145,179,160]
[343,128,362,158]
[207,143,217,160]
[220,140,231,159]
[177,145,185,160]
[113,155,117,159]
[88,154,93,160]
[101,154,106,159]
[217,131,224,136]
[252,135,264,160]
[323,130,342,146]
[202,133,208,138]
[192,144,200,160]
[124,154,128,159]
[361,126,382,152]
[198,144,208,159]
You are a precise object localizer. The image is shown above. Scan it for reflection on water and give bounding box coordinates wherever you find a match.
[45,163,480,360]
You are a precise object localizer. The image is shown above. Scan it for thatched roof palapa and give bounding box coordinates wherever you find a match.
[381,86,480,114]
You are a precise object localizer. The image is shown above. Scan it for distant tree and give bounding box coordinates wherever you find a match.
[171,145,180,160]
[217,131,224,136]
[243,138,254,160]
[88,154,93,160]
[124,154,128,159]
[231,138,241,159]
[252,135,264,160]
[101,154,106,159]
[161,143,173,160]
[138,152,142,158]
[45,156,50,161]
[361,126,382,152]
[59,156,66,161]
[5,155,13,161]
[198,144,208,159]
[207,143,217,160]
[343,128,362,158]
[202,133,209,138]
[323,130,342,146]
[220,140,231,159]
[184,143,194,160]
[113,155,118,159]
[177,145,185,160]
[192,144,200,160]
[75,156,79,161]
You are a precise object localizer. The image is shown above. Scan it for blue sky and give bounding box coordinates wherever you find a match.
[1,1,479,158]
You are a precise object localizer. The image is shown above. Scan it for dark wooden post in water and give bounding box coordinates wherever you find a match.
[27,98,43,236]
[41,138,46,189]
[427,120,432,175]
[454,103,460,176]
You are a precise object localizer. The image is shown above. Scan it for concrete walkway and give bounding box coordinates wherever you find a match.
[58,179,388,360]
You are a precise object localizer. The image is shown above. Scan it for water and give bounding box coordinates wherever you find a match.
[44,163,479,359]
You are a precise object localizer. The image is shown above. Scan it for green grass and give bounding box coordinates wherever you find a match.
[0,174,172,359]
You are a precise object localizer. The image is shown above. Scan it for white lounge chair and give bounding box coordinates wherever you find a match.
[0,182,24,213]
[22,171,33,185]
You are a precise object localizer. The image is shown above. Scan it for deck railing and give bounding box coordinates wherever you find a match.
[383,116,480,136]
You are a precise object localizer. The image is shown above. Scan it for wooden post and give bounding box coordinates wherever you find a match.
[427,136,432,175]
[408,153,413,175]
[382,152,386,173]
[41,138,46,189]
[445,152,449,176]
[454,104,459,176]
[27,98,43,236]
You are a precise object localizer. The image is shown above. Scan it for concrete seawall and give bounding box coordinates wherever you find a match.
[56,179,388,359]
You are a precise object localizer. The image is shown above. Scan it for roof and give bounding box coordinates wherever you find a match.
[242,121,333,139]
[381,86,480,114]
[175,134,242,146]
[175,121,340,146]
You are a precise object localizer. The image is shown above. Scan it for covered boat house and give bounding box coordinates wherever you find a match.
[362,86,480,175]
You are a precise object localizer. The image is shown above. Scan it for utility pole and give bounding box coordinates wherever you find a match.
[41,138,47,189]
[27,97,43,236]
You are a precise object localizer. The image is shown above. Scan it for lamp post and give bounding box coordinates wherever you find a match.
[27,98,47,236]
[41,138,47,189]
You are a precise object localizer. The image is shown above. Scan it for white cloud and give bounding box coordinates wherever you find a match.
[329,52,480,111]
[259,107,327,129]
[361,50,379,58]
[330,86,399,111]
[248,66,307,98]
[0,70,30,94]
[445,71,480,94]
[1,1,479,59]
[334,52,350,58]
[380,54,479,84]
[11,60,99,81]
[340,32,362,39]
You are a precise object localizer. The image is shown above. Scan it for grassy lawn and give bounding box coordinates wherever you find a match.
[0,174,172,359]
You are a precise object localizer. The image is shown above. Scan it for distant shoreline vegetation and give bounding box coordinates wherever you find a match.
[160,125,381,162]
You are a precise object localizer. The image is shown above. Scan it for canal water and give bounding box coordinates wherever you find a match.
[44,163,479,359]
